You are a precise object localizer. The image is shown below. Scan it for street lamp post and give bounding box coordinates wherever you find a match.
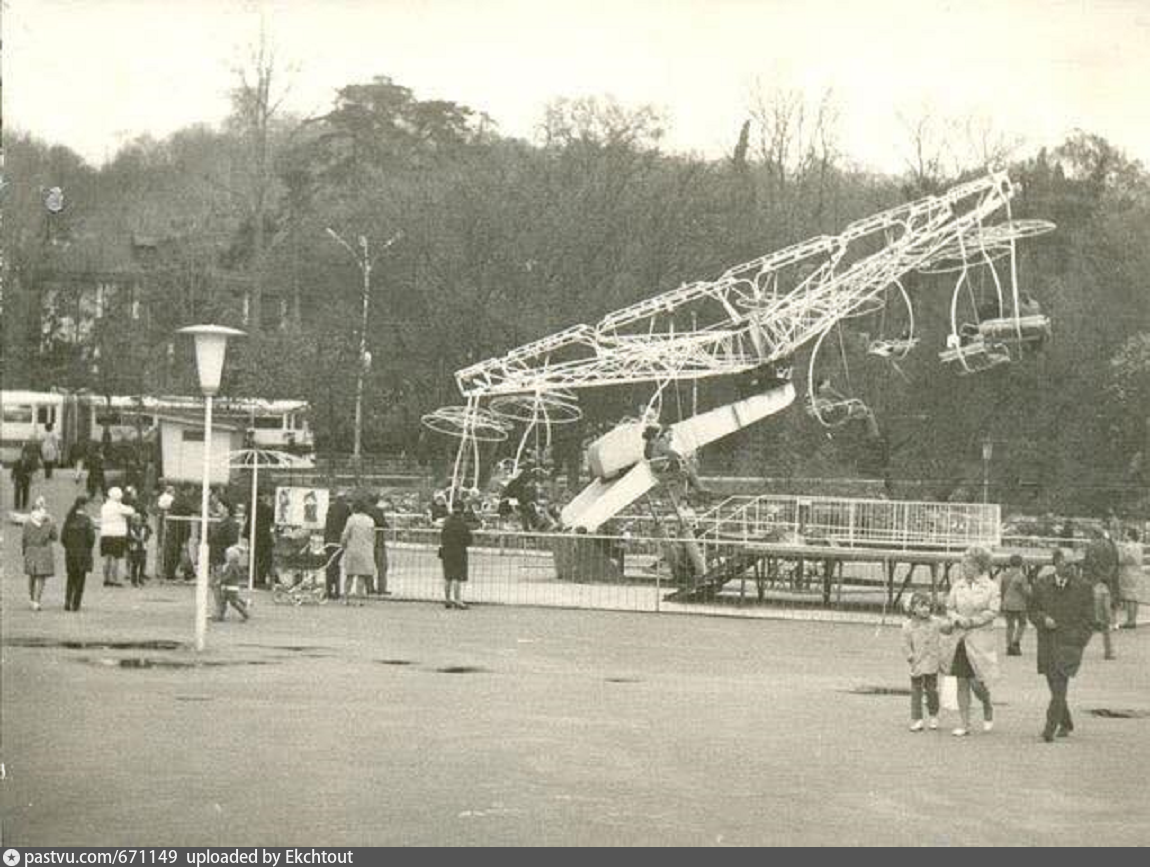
[179,324,245,652]
[981,437,994,505]
[325,228,401,477]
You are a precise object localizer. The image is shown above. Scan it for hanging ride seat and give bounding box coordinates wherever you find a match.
[938,334,1012,374]
[806,397,871,425]
[867,337,919,358]
[977,314,1052,344]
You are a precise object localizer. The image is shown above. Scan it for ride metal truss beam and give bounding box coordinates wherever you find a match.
[454,172,1044,399]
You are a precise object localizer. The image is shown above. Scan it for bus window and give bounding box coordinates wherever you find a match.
[252,416,282,430]
[36,406,56,425]
[3,406,33,424]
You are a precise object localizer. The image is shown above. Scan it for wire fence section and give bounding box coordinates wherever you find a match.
[159,513,1054,621]
[376,526,975,622]
[383,528,661,614]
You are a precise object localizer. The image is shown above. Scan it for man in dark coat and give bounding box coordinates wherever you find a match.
[208,502,239,575]
[253,493,275,587]
[11,448,34,511]
[164,488,193,581]
[61,495,97,611]
[324,492,351,600]
[366,495,390,596]
[1029,549,1095,742]
[86,445,106,499]
[440,501,473,610]
[1081,525,1119,607]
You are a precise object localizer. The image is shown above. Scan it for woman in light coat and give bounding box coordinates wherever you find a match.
[1117,527,1143,629]
[340,500,377,603]
[23,496,58,610]
[943,546,1001,737]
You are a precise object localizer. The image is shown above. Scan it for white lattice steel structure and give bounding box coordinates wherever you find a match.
[698,494,1001,552]
[450,171,1053,401]
[425,170,1053,495]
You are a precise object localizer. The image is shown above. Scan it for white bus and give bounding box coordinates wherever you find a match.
[0,391,65,464]
[1,391,315,464]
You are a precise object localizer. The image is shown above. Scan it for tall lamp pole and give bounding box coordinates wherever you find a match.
[981,437,994,505]
[179,325,245,652]
[325,228,401,475]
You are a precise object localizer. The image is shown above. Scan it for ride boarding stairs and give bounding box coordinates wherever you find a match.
[663,544,774,602]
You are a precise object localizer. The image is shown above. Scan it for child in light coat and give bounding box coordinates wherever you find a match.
[901,591,942,731]
[212,542,250,622]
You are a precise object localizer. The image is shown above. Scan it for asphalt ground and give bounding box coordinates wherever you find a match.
[2,475,1148,846]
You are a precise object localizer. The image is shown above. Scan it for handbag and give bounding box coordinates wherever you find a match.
[940,675,959,711]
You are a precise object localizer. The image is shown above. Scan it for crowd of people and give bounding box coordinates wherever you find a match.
[11,432,1144,708]
[10,434,483,615]
[10,430,275,616]
[901,531,1142,743]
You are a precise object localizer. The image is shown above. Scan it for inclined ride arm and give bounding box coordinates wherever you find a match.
[425,171,1054,522]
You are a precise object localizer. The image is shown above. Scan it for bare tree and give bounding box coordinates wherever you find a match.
[899,108,1021,189]
[226,24,299,332]
[748,84,805,189]
[745,83,841,229]
[959,113,1023,170]
[898,108,949,192]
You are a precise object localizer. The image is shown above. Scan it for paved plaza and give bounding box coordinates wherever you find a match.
[2,478,1148,845]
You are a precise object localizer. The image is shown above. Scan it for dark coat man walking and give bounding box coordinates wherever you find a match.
[1029,550,1095,742]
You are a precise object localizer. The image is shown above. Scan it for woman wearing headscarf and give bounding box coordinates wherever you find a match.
[22,496,58,610]
[99,486,135,587]
[942,545,1001,737]
[61,495,97,611]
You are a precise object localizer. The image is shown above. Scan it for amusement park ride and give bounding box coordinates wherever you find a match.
[422,171,1055,549]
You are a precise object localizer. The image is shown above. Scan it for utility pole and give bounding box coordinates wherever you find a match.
[325,228,402,478]
[981,437,993,504]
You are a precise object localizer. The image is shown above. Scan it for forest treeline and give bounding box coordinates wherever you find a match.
[2,69,1148,516]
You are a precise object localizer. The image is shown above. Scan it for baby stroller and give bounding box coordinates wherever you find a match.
[271,536,342,606]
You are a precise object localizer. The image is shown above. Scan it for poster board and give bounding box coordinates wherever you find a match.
[275,486,329,529]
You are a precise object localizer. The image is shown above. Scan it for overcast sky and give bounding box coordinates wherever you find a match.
[4,0,1150,173]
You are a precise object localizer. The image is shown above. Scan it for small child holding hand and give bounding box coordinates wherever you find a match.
[999,553,1031,655]
[902,591,943,731]
[127,512,152,587]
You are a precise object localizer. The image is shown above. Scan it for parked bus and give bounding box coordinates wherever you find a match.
[1,390,314,464]
[0,391,66,464]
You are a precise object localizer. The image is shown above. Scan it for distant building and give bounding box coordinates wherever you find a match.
[16,228,288,391]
